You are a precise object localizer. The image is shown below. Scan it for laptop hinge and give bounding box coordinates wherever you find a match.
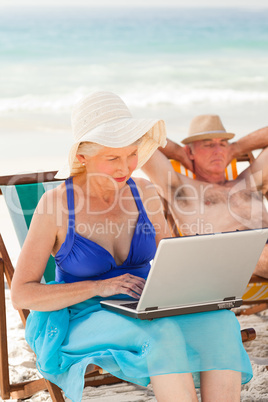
[145,306,158,311]
[219,297,239,310]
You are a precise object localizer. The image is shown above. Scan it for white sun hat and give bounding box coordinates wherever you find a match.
[55,91,167,179]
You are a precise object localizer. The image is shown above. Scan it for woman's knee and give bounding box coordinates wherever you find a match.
[151,373,198,402]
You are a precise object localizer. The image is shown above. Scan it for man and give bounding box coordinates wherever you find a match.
[143,114,268,278]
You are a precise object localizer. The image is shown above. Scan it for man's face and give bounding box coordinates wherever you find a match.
[189,138,229,175]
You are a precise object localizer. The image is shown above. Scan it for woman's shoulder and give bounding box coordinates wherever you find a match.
[35,181,67,216]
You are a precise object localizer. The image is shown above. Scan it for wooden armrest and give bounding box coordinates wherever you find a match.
[241,328,256,342]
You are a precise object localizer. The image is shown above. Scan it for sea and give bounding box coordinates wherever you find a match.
[0,6,268,174]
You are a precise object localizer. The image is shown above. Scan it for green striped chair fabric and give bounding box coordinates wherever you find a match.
[1,180,63,283]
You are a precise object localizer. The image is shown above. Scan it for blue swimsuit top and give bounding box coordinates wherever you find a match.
[55,177,157,283]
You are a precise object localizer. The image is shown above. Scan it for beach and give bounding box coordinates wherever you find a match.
[1,5,268,401]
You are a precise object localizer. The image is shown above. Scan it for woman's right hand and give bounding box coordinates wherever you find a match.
[96,274,146,299]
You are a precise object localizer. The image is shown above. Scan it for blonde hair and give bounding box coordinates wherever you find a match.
[77,138,143,157]
[77,142,105,157]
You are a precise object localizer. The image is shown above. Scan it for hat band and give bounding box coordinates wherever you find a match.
[192,130,226,136]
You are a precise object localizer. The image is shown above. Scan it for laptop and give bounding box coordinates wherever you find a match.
[100,228,268,320]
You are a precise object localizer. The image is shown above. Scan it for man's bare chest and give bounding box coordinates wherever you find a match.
[174,181,262,209]
[171,182,267,234]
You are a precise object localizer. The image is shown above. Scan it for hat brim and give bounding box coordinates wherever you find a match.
[55,117,166,179]
[181,132,235,145]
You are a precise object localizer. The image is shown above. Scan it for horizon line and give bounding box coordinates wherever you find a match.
[0,4,268,8]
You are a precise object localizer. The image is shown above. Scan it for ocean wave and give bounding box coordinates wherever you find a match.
[124,89,268,107]
[0,88,268,113]
[0,90,85,113]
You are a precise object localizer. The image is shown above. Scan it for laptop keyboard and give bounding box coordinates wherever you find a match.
[120,302,138,309]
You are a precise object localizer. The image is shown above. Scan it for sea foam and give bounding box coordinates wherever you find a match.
[1,88,268,113]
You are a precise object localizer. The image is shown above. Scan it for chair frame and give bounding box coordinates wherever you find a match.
[0,170,256,400]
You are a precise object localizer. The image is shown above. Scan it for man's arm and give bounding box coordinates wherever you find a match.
[239,147,268,195]
[232,127,268,193]
[160,126,268,169]
[142,149,183,201]
[228,126,268,162]
[253,244,268,279]
[159,138,193,171]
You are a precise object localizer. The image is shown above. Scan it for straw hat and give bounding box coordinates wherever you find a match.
[56,91,167,179]
[181,115,235,145]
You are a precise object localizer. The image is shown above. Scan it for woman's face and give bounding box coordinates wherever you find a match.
[78,144,138,187]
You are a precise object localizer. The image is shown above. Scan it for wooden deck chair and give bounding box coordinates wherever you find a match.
[0,171,123,401]
[167,154,268,316]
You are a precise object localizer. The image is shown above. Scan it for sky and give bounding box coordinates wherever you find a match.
[0,0,268,7]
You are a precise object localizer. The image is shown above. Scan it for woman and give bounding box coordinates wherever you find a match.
[11,91,252,402]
